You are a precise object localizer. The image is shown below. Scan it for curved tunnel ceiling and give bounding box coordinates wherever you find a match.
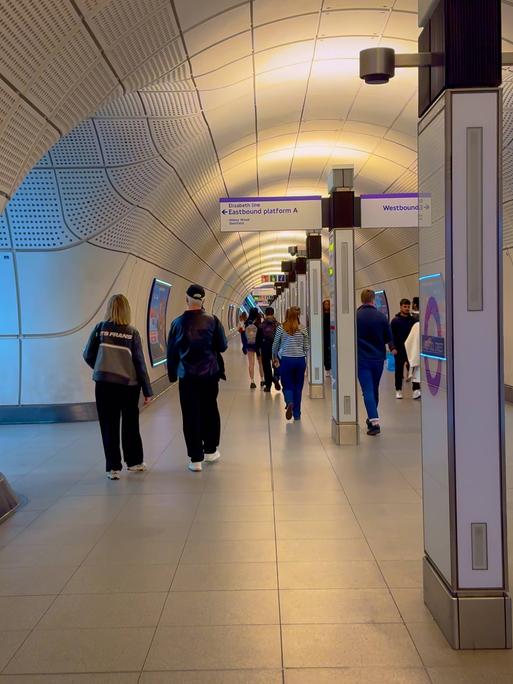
[1,0,513,301]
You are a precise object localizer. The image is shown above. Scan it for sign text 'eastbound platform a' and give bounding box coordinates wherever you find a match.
[220,196,322,232]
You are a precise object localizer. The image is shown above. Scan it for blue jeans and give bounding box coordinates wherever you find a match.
[280,356,306,419]
[358,359,384,421]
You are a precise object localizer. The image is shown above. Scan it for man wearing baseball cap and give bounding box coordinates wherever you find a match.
[167,284,228,471]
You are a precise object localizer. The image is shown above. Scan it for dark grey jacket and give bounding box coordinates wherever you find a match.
[167,310,227,381]
[83,321,153,397]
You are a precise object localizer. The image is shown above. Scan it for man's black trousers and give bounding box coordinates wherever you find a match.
[179,375,221,462]
[95,382,144,472]
[394,349,409,391]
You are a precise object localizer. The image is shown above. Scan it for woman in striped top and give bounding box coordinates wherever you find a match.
[272,306,310,421]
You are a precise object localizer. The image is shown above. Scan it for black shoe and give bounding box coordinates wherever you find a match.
[273,380,281,391]
[367,424,381,436]
[260,381,265,387]
[285,403,294,420]
[263,387,271,393]
[250,382,257,389]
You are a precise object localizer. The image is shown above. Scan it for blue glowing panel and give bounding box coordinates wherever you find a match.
[147,278,171,367]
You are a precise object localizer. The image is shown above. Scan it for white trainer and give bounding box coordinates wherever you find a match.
[107,470,120,480]
[204,450,221,463]
[395,390,403,399]
[127,462,147,472]
[412,389,421,400]
[188,461,202,472]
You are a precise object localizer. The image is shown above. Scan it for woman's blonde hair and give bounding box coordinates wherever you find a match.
[105,294,131,326]
[283,306,301,335]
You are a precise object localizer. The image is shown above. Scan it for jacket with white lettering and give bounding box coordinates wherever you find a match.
[83,321,153,397]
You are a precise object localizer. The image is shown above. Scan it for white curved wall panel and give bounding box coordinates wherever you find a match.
[21,331,96,405]
[0,339,20,405]
[16,244,126,335]
[0,253,19,335]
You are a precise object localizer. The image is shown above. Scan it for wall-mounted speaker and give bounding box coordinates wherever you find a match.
[306,234,322,259]
[296,256,307,274]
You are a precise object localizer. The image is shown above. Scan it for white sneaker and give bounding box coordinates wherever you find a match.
[204,450,221,463]
[127,462,147,472]
[188,461,202,472]
[107,470,120,480]
[395,391,403,399]
[412,389,421,400]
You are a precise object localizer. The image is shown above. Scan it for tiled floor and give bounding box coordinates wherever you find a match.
[1,343,513,682]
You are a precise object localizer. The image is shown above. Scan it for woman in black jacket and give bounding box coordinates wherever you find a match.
[84,294,153,480]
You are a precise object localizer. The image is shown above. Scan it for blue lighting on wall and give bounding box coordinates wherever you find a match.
[419,273,442,282]
[420,352,447,361]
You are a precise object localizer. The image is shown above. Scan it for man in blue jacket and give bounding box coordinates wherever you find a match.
[167,284,228,471]
[357,289,396,436]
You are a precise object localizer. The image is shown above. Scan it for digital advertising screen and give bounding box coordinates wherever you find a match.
[374,290,389,321]
[147,278,172,367]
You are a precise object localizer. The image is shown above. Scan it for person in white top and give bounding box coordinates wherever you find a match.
[404,321,421,399]
[272,306,310,421]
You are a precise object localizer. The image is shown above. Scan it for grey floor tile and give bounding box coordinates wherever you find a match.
[278,561,385,590]
[37,593,167,629]
[192,505,274,522]
[379,560,423,588]
[180,539,276,564]
[0,675,139,683]
[274,504,353,521]
[83,540,183,566]
[171,562,278,591]
[160,589,279,625]
[199,492,274,506]
[276,519,362,540]
[282,624,422,668]
[9,523,106,548]
[144,625,282,670]
[63,564,176,594]
[273,491,349,506]
[187,520,275,541]
[4,627,155,674]
[366,534,424,561]
[284,668,431,683]
[280,588,401,624]
[277,538,372,562]
[103,519,190,538]
[0,596,55,630]
[0,631,29,670]
[390,588,435,623]
[0,566,77,596]
[0,544,92,568]
[140,672,282,684]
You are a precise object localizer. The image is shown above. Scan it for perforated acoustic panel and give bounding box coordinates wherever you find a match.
[6,170,76,248]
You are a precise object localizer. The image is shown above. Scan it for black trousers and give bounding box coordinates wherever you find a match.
[179,376,221,462]
[95,382,143,472]
[394,349,409,391]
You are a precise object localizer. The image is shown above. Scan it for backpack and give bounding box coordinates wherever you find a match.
[260,319,276,343]
[245,323,258,345]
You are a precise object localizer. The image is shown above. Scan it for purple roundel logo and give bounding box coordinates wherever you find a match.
[423,296,443,396]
